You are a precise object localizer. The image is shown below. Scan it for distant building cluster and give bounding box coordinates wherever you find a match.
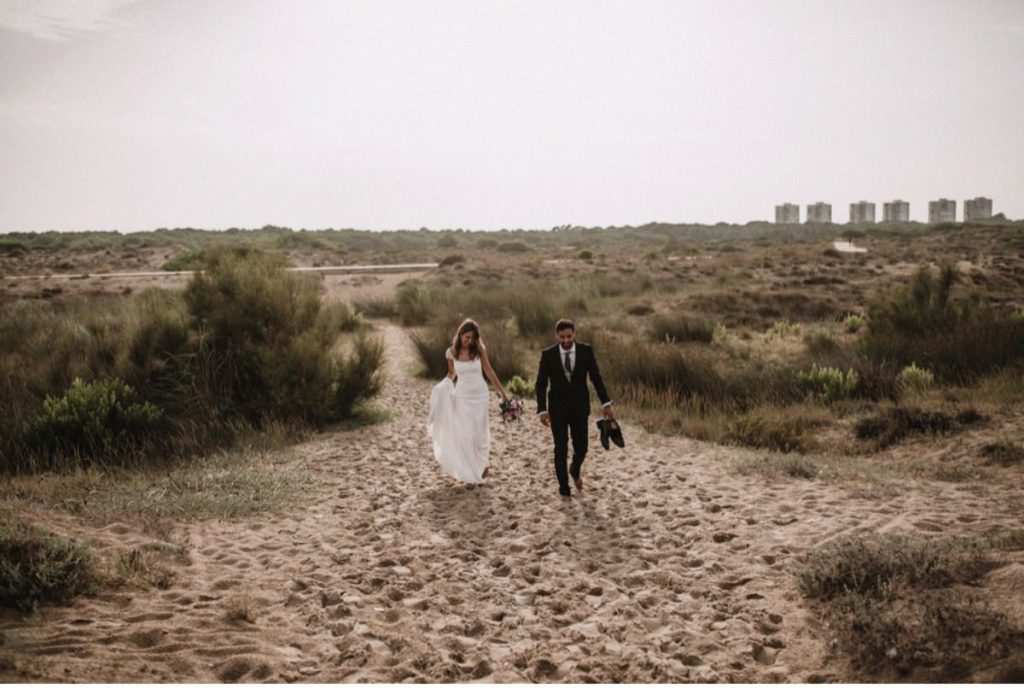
[774,196,993,224]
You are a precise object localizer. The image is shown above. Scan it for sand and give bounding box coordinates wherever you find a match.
[3,321,1024,682]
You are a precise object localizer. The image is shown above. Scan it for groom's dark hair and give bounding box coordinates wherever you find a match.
[555,319,575,332]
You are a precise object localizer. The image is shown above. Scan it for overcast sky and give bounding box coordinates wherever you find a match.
[1,0,1022,232]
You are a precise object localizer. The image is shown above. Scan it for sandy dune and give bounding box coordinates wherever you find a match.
[3,322,1024,682]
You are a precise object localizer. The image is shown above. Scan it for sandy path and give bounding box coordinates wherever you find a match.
[4,323,1024,682]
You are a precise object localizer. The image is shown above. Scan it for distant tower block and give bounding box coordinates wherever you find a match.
[849,201,875,223]
[964,197,993,221]
[928,198,957,223]
[775,203,800,223]
[806,202,832,223]
[883,200,910,222]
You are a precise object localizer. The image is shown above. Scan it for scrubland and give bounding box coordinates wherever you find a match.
[1,219,1023,681]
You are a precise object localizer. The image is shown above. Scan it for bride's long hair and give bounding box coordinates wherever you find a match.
[452,319,482,360]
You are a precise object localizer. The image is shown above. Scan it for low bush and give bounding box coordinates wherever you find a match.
[799,535,991,600]
[854,405,981,448]
[577,249,593,260]
[981,442,1024,467]
[649,314,715,344]
[725,408,822,454]
[897,362,934,392]
[160,249,203,272]
[496,241,530,253]
[20,378,165,464]
[0,519,96,611]
[798,535,1011,680]
[438,254,465,267]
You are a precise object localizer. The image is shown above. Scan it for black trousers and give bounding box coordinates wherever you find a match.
[549,407,589,493]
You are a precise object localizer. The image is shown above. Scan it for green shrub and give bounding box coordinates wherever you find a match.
[21,378,164,461]
[0,519,96,611]
[649,314,715,344]
[897,362,934,392]
[796,364,859,404]
[161,249,204,272]
[496,241,530,253]
[577,249,593,260]
[506,375,535,398]
[183,248,384,427]
[0,240,27,256]
[395,280,431,326]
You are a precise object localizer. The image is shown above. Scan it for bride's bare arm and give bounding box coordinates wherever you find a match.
[479,345,508,399]
[446,348,456,380]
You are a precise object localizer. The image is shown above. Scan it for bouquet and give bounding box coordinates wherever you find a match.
[499,396,524,424]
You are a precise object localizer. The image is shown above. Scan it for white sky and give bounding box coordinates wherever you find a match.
[1,0,1022,232]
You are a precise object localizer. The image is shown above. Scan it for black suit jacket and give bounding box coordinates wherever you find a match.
[535,342,611,419]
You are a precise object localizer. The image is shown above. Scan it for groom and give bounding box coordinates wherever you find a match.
[536,319,615,498]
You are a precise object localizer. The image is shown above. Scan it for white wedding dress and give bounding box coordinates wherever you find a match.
[427,350,490,484]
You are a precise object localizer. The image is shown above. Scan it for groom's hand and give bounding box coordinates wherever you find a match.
[603,405,615,420]
[539,412,550,427]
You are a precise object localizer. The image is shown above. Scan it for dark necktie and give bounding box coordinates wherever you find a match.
[564,351,572,376]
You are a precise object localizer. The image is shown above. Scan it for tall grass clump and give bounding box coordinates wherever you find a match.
[863,264,1024,381]
[395,280,431,326]
[649,314,715,344]
[509,287,560,338]
[0,518,97,611]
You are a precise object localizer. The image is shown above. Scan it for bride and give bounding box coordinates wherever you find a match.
[427,319,509,485]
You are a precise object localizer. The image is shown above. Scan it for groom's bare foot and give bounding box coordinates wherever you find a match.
[482,467,490,479]
[570,464,582,491]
